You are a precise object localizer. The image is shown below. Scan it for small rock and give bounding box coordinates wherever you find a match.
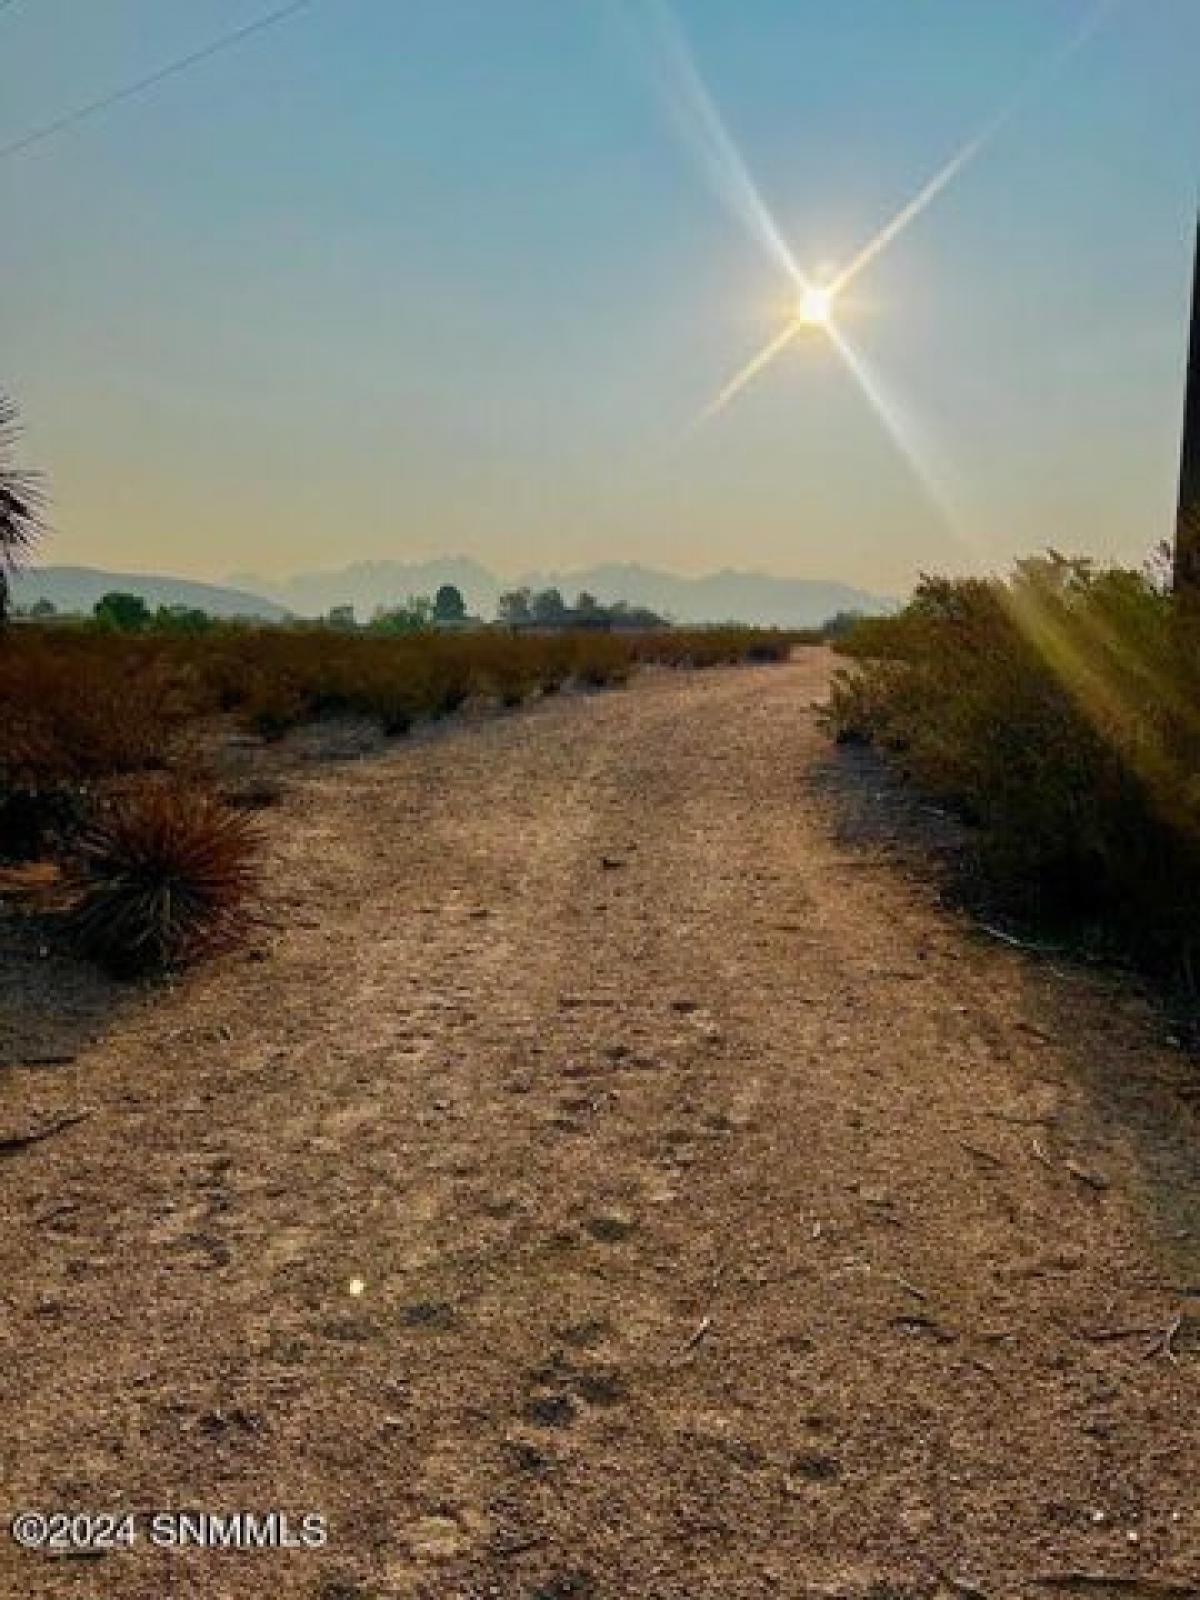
[574,1371,626,1407]
[702,1112,735,1134]
[406,1515,467,1561]
[319,1579,370,1600]
[401,1300,454,1329]
[787,1450,840,1483]
[585,1212,636,1243]
[503,1434,555,1473]
[556,1318,611,1349]
[1065,1160,1109,1192]
[523,1392,577,1429]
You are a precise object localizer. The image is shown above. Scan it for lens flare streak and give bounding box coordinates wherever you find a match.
[643,0,807,290]
[684,0,1121,426]
[697,319,802,425]
[826,322,977,554]
[829,0,1121,300]
[827,134,988,300]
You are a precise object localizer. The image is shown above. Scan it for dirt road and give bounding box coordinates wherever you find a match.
[3,652,1197,1599]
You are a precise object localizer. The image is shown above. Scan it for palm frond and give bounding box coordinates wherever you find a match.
[0,393,46,571]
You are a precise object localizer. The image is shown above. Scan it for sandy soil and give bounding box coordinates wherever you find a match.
[2,650,1197,1600]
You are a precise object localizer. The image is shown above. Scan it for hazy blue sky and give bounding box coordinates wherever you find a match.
[1,0,1197,592]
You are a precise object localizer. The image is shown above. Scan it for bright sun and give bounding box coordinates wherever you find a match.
[796,285,834,327]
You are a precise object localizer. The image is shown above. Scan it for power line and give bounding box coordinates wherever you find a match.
[0,0,317,163]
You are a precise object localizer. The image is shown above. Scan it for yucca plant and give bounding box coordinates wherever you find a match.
[67,783,262,974]
[0,392,45,625]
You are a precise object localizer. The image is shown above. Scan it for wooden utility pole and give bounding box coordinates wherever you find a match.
[1174,215,1200,594]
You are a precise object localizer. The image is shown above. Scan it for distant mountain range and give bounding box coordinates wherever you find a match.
[227,558,501,621]
[15,566,289,621]
[17,559,893,628]
[228,558,894,627]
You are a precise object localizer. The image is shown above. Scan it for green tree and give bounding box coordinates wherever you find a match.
[531,587,566,623]
[155,603,213,634]
[94,591,152,632]
[370,595,433,634]
[497,587,532,625]
[821,609,865,640]
[30,597,57,618]
[0,393,45,627]
[433,583,467,623]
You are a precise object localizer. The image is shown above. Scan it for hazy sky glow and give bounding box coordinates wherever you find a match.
[1,0,1197,592]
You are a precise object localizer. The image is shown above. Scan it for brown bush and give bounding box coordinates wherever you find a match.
[1,620,794,827]
[66,782,262,975]
[0,637,188,782]
[826,558,1200,984]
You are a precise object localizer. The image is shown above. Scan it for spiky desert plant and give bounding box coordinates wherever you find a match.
[0,392,46,623]
[68,783,261,974]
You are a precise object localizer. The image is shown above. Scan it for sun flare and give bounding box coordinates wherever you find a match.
[796,285,834,328]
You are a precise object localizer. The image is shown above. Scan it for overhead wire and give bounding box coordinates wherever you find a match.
[0,0,317,164]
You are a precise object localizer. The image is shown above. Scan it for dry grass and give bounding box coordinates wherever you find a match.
[827,558,1200,983]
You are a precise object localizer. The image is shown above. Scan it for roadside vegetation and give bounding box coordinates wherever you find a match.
[0,393,42,626]
[1,609,794,974]
[827,553,1200,987]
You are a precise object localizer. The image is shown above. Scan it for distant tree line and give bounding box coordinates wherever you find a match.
[366,584,468,632]
[323,585,668,631]
[30,583,475,634]
[12,585,868,639]
[496,587,666,629]
[91,592,218,633]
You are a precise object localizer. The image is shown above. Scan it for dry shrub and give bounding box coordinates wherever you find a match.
[0,632,198,860]
[0,619,794,968]
[243,676,313,740]
[827,557,1200,982]
[0,636,187,782]
[3,620,795,780]
[570,635,631,687]
[67,782,262,975]
[629,627,795,669]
